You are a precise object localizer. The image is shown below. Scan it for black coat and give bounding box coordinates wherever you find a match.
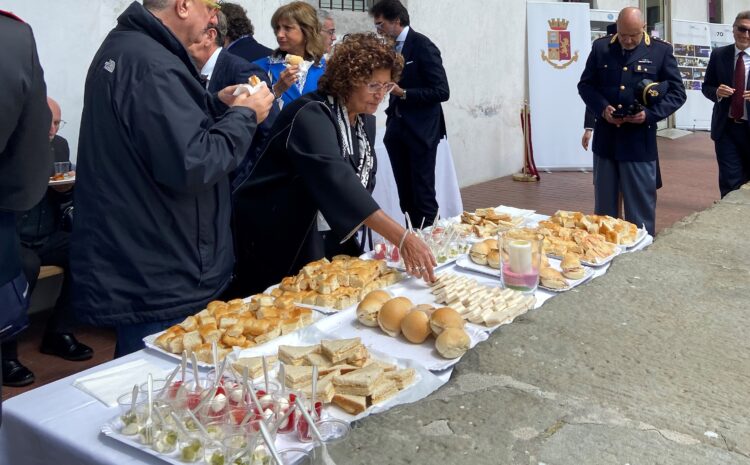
[0,13,51,285]
[702,44,749,140]
[578,34,686,162]
[232,91,379,295]
[386,28,449,150]
[226,35,274,64]
[71,1,259,326]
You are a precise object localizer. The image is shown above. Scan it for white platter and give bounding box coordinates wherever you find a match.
[359,250,461,272]
[454,256,595,293]
[618,227,649,251]
[49,175,75,186]
[142,310,326,369]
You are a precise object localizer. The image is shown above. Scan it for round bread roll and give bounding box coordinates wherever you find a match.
[356,297,383,327]
[487,250,501,269]
[483,238,498,250]
[429,307,464,336]
[285,54,304,66]
[378,297,412,337]
[435,327,470,359]
[411,303,435,316]
[400,310,432,343]
[469,241,490,265]
[363,289,391,305]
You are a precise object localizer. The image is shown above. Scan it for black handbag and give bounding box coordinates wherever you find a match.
[0,271,31,342]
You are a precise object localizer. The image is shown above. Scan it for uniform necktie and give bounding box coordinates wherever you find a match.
[731,51,746,120]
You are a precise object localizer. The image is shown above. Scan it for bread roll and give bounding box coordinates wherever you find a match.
[540,267,567,289]
[487,250,501,269]
[356,297,382,327]
[411,303,435,316]
[561,253,585,280]
[285,54,304,66]
[435,328,470,359]
[429,307,464,336]
[400,310,431,343]
[483,238,498,250]
[377,297,412,337]
[363,289,391,305]
[470,242,490,265]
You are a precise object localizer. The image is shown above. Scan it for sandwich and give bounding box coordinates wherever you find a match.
[429,307,465,336]
[305,352,333,368]
[377,297,412,337]
[285,54,304,66]
[435,328,470,359]
[321,337,363,364]
[487,250,501,269]
[332,393,367,415]
[560,253,585,280]
[278,344,320,366]
[385,368,416,390]
[332,364,385,396]
[539,267,568,290]
[301,371,337,403]
[248,75,261,87]
[469,242,490,265]
[400,310,431,344]
[356,297,383,327]
[231,355,276,379]
[369,378,398,405]
[282,365,314,390]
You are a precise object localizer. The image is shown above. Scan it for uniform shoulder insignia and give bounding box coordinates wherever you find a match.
[0,10,24,22]
[594,34,612,42]
[652,36,672,46]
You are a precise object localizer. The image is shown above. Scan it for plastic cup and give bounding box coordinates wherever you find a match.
[278,448,313,465]
[116,391,147,435]
[54,161,71,175]
[295,401,323,443]
[177,433,205,463]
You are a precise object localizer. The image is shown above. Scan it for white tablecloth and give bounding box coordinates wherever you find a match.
[371,128,463,228]
[0,225,652,465]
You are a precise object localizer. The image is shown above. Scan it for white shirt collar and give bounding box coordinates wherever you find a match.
[395,26,410,44]
[736,45,749,56]
[201,47,223,81]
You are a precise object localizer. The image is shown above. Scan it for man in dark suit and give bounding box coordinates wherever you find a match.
[369,0,449,228]
[578,7,685,235]
[702,11,750,198]
[0,9,52,410]
[221,2,273,63]
[189,11,277,179]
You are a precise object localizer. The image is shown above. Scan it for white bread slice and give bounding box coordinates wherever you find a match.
[369,378,398,405]
[320,338,362,363]
[232,355,278,379]
[333,364,384,396]
[278,344,320,365]
[385,368,416,390]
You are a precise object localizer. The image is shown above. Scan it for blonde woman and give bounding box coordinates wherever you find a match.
[254,1,325,107]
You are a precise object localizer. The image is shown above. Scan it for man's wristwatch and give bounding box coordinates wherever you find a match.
[400,89,407,100]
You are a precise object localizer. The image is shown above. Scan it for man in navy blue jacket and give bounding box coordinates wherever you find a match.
[578,7,685,235]
[221,2,273,64]
[370,0,449,229]
[71,0,273,357]
[702,11,750,198]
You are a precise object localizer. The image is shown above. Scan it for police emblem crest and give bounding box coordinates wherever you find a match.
[541,18,579,69]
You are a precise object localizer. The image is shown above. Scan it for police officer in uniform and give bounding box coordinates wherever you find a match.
[578,7,685,236]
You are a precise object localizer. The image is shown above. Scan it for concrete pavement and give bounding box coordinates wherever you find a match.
[328,185,750,465]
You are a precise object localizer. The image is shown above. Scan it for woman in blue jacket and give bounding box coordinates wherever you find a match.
[255,2,326,108]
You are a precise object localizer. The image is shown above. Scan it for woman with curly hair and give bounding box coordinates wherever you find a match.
[231,33,436,296]
[254,2,326,107]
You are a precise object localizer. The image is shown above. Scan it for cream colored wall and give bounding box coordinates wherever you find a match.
[723,0,750,23]
[672,0,708,21]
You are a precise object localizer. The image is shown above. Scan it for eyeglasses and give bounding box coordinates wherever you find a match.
[322,28,336,36]
[53,120,67,129]
[366,82,396,94]
[198,0,221,10]
[735,25,750,36]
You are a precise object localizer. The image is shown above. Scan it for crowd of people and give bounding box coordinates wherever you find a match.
[1,1,748,404]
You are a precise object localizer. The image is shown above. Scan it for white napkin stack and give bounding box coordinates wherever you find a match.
[232,81,268,96]
[73,359,170,407]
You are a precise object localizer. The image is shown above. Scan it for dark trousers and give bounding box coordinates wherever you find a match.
[114,317,183,358]
[384,123,439,228]
[714,120,750,198]
[2,231,74,362]
[594,154,657,236]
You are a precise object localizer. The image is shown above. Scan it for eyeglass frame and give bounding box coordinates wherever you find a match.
[365,82,396,94]
[321,28,336,36]
[735,25,750,36]
[53,120,67,130]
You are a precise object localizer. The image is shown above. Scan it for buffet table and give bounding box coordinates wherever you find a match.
[0,216,651,465]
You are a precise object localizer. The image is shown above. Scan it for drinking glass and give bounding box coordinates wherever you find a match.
[499,229,543,293]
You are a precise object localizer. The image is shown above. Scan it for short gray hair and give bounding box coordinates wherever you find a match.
[210,11,228,47]
[143,0,171,12]
[735,10,750,25]
[317,9,332,24]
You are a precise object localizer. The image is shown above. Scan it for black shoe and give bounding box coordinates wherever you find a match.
[2,359,35,387]
[40,333,94,361]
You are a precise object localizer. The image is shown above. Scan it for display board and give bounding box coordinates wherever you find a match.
[527,2,592,170]
[672,20,715,130]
